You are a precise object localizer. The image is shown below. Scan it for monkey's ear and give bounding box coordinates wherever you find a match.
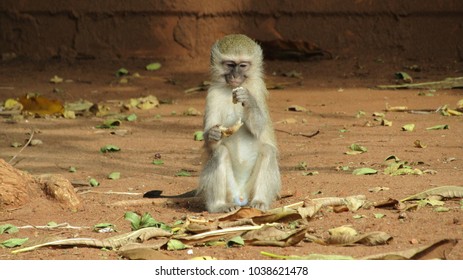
[143,190,164,198]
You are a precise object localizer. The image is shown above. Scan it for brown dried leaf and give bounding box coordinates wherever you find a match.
[327,231,392,246]
[217,207,264,221]
[362,239,457,260]
[242,225,308,247]
[12,227,172,253]
[178,225,263,245]
[400,185,463,202]
[118,242,172,260]
[287,105,307,112]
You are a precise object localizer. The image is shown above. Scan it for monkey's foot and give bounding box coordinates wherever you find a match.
[249,200,268,211]
[208,203,241,213]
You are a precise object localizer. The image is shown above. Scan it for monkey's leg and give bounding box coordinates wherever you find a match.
[199,145,239,213]
[248,144,281,211]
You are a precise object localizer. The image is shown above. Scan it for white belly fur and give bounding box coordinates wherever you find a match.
[224,126,259,205]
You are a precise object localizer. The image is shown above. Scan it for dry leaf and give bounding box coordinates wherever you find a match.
[327,231,392,246]
[18,94,64,116]
[400,185,463,202]
[118,242,172,260]
[287,105,307,112]
[414,140,427,148]
[362,239,457,260]
[12,227,172,254]
[184,107,202,116]
[178,225,263,245]
[242,225,308,247]
[328,226,358,237]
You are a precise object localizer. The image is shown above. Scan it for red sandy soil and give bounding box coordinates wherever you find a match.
[0,56,462,259]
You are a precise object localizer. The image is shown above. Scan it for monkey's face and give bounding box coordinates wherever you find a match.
[222,60,250,87]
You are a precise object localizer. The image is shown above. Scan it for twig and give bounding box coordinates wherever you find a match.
[18,222,90,230]
[275,129,320,138]
[8,129,34,165]
[81,190,143,196]
[376,77,463,90]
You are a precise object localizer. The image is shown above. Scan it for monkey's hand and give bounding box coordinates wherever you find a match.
[206,125,223,142]
[232,87,256,107]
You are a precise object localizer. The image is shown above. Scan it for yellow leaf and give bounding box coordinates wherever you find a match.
[18,94,64,116]
[4,98,23,110]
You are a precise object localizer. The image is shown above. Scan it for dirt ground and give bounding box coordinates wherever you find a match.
[0,55,462,260]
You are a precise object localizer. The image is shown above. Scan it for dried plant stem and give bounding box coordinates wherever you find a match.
[8,129,34,165]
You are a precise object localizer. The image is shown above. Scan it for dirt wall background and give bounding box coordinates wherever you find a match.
[0,0,462,62]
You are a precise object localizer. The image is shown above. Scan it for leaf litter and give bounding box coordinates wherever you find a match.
[6,184,462,259]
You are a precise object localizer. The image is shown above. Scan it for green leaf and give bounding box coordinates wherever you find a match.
[352,168,378,175]
[194,131,204,141]
[227,236,245,247]
[434,207,450,212]
[93,223,116,233]
[68,166,77,173]
[173,220,184,226]
[116,68,129,77]
[395,72,413,83]
[346,143,367,155]
[1,238,28,248]
[426,124,449,130]
[402,123,415,131]
[167,239,186,251]
[152,160,164,165]
[124,212,170,231]
[349,143,368,152]
[108,172,121,180]
[47,221,58,227]
[95,119,121,129]
[140,213,159,228]
[0,224,19,234]
[94,223,114,229]
[100,145,121,153]
[374,213,386,219]
[126,113,137,122]
[124,211,141,230]
[145,62,162,71]
[175,170,191,177]
[89,178,100,187]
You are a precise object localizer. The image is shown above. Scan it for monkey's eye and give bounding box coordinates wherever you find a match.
[224,62,236,69]
[239,63,249,71]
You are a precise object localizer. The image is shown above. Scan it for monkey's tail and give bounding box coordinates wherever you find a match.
[143,189,197,198]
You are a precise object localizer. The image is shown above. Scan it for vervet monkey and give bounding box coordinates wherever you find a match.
[197,34,281,213]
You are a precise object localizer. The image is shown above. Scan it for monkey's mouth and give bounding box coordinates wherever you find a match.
[226,77,244,87]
